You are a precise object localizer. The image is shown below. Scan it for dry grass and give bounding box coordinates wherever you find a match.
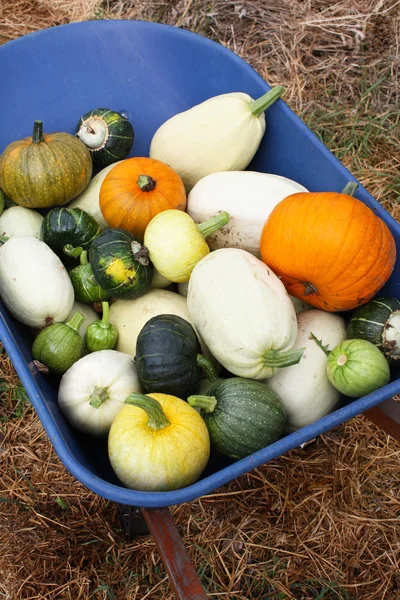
[1,1,400,599]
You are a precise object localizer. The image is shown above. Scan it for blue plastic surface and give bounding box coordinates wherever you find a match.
[1,20,400,508]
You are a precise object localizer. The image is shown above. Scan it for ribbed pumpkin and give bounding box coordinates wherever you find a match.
[259,188,396,312]
[99,157,187,240]
[0,121,93,208]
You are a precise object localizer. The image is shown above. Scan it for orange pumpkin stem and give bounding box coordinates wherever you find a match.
[137,174,156,192]
[32,120,44,144]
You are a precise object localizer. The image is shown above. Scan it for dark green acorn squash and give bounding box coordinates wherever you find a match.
[135,314,216,397]
[347,297,400,366]
[89,228,154,299]
[41,206,101,253]
[188,378,286,459]
[75,108,134,168]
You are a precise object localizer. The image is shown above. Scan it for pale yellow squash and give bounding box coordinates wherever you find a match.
[108,392,210,491]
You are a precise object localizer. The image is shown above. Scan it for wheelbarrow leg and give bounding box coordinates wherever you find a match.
[363,398,400,443]
[116,504,208,599]
[141,507,208,600]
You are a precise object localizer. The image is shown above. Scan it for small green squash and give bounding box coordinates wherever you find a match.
[32,311,84,375]
[89,228,154,300]
[347,297,400,366]
[135,314,216,397]
[41,206,101,254]
[75,108,134,168]
[85,302,118,352]
[69,249,109,304]
[0,120,93,208]
[326,339,390,398]
[188,377,286,459]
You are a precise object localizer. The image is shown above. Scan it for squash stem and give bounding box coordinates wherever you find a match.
[124,393,170,430]
[0,235,9,244]
[32,120,44,143]
[0,190,4,217]
[100,301,110,327]
[63,244,83,259]
[262,347,305,368]
[89,386,109,409]
[249,86,284,117]
[131,240,150,266]
[66,311,85,333]
[342,182,358,196]
[187,395,217,413]
[197,211,230,239]
[197,354,217,383]
[137,174,156,192]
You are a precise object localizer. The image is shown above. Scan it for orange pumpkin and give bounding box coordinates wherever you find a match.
[259,190,396,312]
[99,157,186,240]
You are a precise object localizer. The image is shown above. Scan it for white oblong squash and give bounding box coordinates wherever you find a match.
[0,206,44,239]
[0,236,74,328]
[268,309,347,432]
[68,161,125,229]
[58,349,141,436]
[187,248,301,379]
[187,171,308,257]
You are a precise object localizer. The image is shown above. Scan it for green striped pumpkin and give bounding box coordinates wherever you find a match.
[188,378,286,459]
[89,228,154,299]
[75,108,134,167]
[347,297,400,365]
[41,207,101,252]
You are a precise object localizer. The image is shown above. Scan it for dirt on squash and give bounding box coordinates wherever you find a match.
[1,1,400,599]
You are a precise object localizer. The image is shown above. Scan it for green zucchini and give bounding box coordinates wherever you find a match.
[135,314,216,398]
[347,297,400,366]
[188,378,286,459]
[75,108,134,167]
[89,228,154,300]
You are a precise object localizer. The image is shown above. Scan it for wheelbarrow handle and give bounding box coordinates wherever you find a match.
[141,507,208,600]
[363,397,400,443]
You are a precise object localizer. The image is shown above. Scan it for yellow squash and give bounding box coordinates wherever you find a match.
[143,209,230,283]
[108,392,210,491]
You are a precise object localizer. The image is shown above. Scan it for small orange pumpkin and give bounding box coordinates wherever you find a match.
[260,189,396,312]
[99,157,187,240]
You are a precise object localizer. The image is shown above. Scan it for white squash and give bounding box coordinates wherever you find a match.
[187,248,303,379]
[68,161,125,230]
[187,171,308,257]
[0,236,74,328]
[66,301,99,342]
[58,350,141,436]
[268,309,347,432]
[150,87,283,191]
[0,206,44,239]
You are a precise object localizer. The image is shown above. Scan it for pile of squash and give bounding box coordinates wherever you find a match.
[0,87,398,493]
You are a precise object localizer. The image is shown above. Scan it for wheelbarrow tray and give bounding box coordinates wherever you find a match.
[1,19,400,509]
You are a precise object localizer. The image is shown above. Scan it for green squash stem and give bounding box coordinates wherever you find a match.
[64,244,85,259]
[99,301,110,327]
[124,393,170,430]
[342,182,358,196]
[197,211,230,239]
[262,347,305,368]
[197,354,217,383]
[0,235,9,244]
[67,311,85,333]
[137,174,156,192]
[89,386,109,409]
[187,395,217,413]
[249,86,284,118]
[0,190,4,217]
[32,120,45,143]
